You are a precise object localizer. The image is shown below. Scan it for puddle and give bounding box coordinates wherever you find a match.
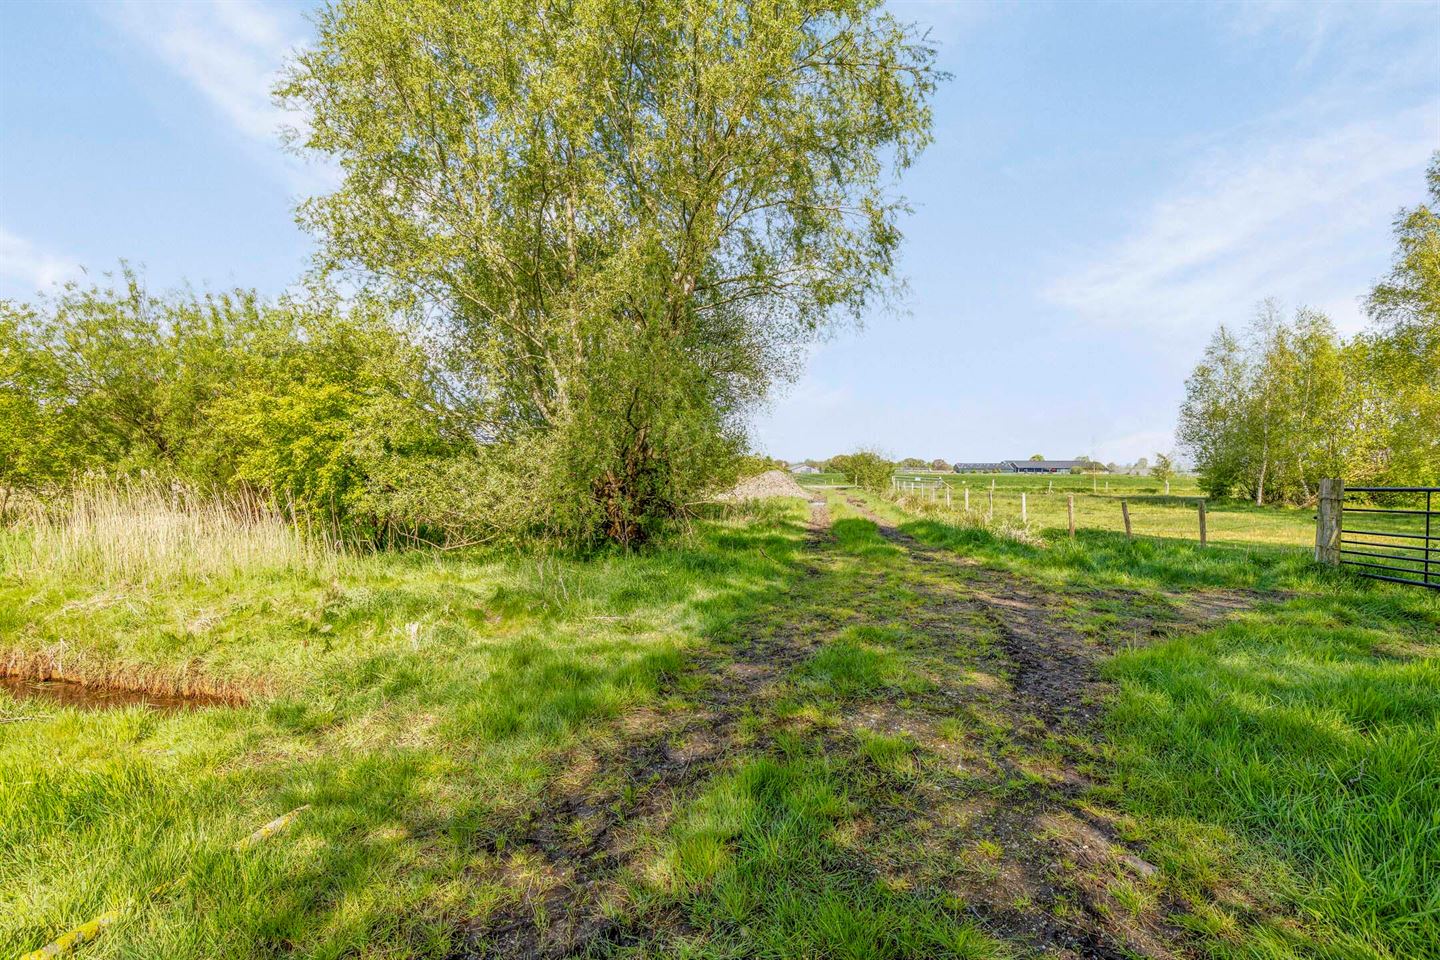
[0,676,232,712]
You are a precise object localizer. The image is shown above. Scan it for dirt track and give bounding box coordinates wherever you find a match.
[455,496,1259,959]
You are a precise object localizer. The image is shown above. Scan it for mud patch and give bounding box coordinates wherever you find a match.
[1,675,235,712]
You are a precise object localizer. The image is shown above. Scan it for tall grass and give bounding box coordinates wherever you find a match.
[0,482,340,586]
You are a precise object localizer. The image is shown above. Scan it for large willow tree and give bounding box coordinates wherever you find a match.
[281,0,937,544]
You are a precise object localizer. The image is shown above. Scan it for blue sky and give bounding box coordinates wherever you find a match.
[2,0,1436,464]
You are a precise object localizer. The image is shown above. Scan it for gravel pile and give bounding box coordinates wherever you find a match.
[718,469,815,502]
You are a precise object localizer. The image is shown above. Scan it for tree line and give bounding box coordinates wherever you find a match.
[1179,156,1439,505]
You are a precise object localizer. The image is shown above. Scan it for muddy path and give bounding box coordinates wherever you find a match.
[452,503,839,958]
[455,497,1258,959]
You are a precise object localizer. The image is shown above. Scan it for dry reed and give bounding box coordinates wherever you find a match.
[0,481,340,586]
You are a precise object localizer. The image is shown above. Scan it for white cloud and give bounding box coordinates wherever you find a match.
[100,0,334,191]
[0,227,79,293]
[1045,103,1437,338]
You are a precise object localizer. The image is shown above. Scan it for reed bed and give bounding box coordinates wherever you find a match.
[0,482,341,586]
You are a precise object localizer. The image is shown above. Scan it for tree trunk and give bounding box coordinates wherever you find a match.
[1256,436,1268,506]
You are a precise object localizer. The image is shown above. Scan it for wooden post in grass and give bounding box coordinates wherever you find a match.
[1315,478,1343,565]
[946,485,951,508]
[1048,479,1053,494]
[1021,492,1028,523]
[1067,495,1075,538]
[964,487,970,512]
[1197,499,1207,547]
[987,487,994,520]
[1165,480,1170,496]
[1121,499,1132,539]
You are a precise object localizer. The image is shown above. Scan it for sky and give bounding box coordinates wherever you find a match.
[2,0,1437,465]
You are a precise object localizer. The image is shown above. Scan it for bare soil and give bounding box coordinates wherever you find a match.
[715,469,815,502]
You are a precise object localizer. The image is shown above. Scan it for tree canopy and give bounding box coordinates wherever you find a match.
[281,0,939,544]
[1178,155,1439,503]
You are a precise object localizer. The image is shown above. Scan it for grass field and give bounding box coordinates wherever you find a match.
[885,470,1199,496]
[2,485,1437,959]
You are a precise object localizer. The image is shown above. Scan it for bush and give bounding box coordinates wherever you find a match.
[827,450,894,493]
[0,272,482,546]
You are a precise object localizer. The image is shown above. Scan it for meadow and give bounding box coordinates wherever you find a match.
[2,482,1437,959]
[811,471,1316,549]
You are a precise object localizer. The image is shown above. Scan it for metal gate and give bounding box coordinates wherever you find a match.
[1339,486,1438,589]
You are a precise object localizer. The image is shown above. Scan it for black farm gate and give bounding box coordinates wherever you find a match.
[1337,485,1439,590]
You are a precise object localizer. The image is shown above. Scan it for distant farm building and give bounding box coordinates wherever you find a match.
[951,460,1100,474]
[789,463,820,475]
[1008,459,1093,474]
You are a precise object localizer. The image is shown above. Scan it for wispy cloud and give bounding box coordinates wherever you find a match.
[100,0,333,191]
[0,227,79,294]
[1045,103,1437,337]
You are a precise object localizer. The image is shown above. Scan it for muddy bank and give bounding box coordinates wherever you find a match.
[1,675,236,712]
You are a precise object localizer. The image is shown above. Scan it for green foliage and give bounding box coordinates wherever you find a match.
[827,449,894,492]
[736,452,790,478]
[1179,158,1438,502]
[1367,153,1440,335]
[1149,453,1174,482]
[280,0,939,544]
[0,272,477,545]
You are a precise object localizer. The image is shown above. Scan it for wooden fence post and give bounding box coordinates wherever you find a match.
[987,487,994,520]
[964,487,969,512]
[1021,492,1027,523]
[946,485,951,508]
[1315,479,1343,565]
[1067,495,1075,538]
[1121,499,1132,539]
[1197,499,1207,547]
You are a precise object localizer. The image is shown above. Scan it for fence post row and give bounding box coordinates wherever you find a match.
[1121,499,1132,539]
[1315,479,1343,565]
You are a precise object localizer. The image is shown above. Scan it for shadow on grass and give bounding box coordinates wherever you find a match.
[1,504,829,958]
